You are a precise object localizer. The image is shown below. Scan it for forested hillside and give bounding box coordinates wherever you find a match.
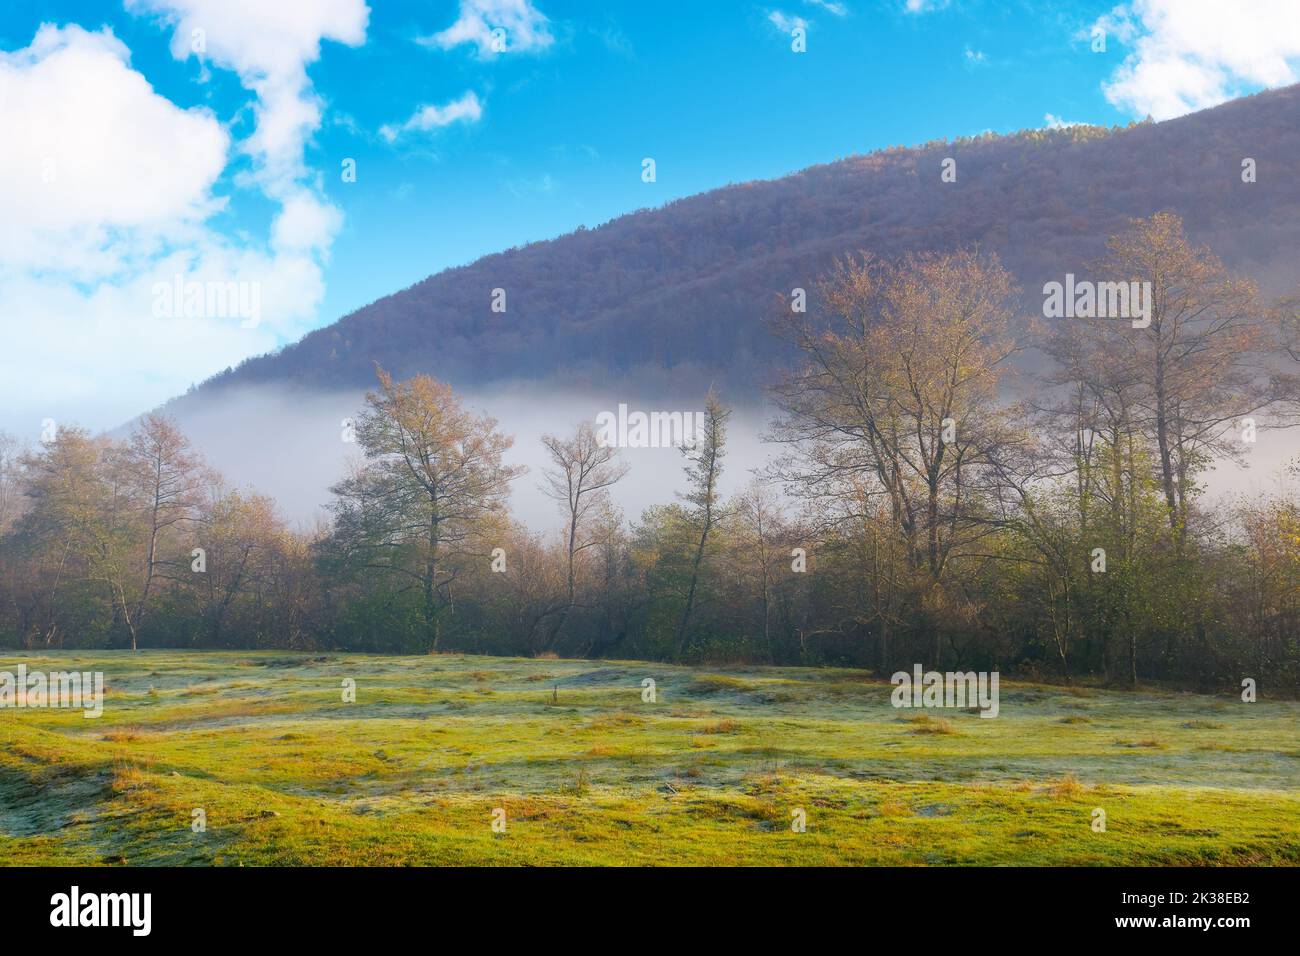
[179,83,1300,401]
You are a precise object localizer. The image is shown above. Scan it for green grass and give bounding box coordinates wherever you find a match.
[1,650,1297,866]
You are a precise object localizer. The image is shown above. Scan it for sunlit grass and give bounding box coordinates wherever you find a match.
[1,650,1297,866]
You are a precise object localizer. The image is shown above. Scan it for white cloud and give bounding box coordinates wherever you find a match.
[0,25,228,279]
[125,0,368,249]
[504,173,556,199]
[0,248,318,434]
[419,0,553,58]
[770,2,842,36]
[380,91,483,143]
[804,0,848,15]
[271,193,344,253]
[904,0,949,13]
[964,46,986,65]
[769,11,809,34]
[1093,0,1300,119]
[0,11,366,437]
[1043,112,1086,129]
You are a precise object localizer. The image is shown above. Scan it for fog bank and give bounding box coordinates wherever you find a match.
[156,382,1299,535]
[167,383,780,533]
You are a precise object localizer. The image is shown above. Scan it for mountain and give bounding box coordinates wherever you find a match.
[172,84,1300,407]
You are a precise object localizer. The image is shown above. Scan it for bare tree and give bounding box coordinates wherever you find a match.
[770,250,1025,665]
[1090,213,1279,549]
[190,485,282,646]
[14,428,106,648]
[0,433,26,537]
[112,414,203,651]
[674,387,730,660]
[538,421,629,648]
[732,480,783,657]
[328,367,524,651]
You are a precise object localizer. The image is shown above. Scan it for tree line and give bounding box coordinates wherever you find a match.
[1,214,1297,691]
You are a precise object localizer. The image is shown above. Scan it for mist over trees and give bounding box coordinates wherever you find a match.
[2,215,1297,692]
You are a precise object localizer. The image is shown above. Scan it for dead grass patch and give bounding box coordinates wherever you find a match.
[102,727,150,743]
[695,718,742,735]
[1045,774,1086,797]
[906,714,958,735]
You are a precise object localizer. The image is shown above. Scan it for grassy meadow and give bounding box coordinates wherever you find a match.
[1,650,1297,866]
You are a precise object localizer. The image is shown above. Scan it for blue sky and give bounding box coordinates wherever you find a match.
[2,0,1299,436]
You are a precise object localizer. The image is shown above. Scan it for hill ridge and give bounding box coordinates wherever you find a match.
[168,83,1300,408]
